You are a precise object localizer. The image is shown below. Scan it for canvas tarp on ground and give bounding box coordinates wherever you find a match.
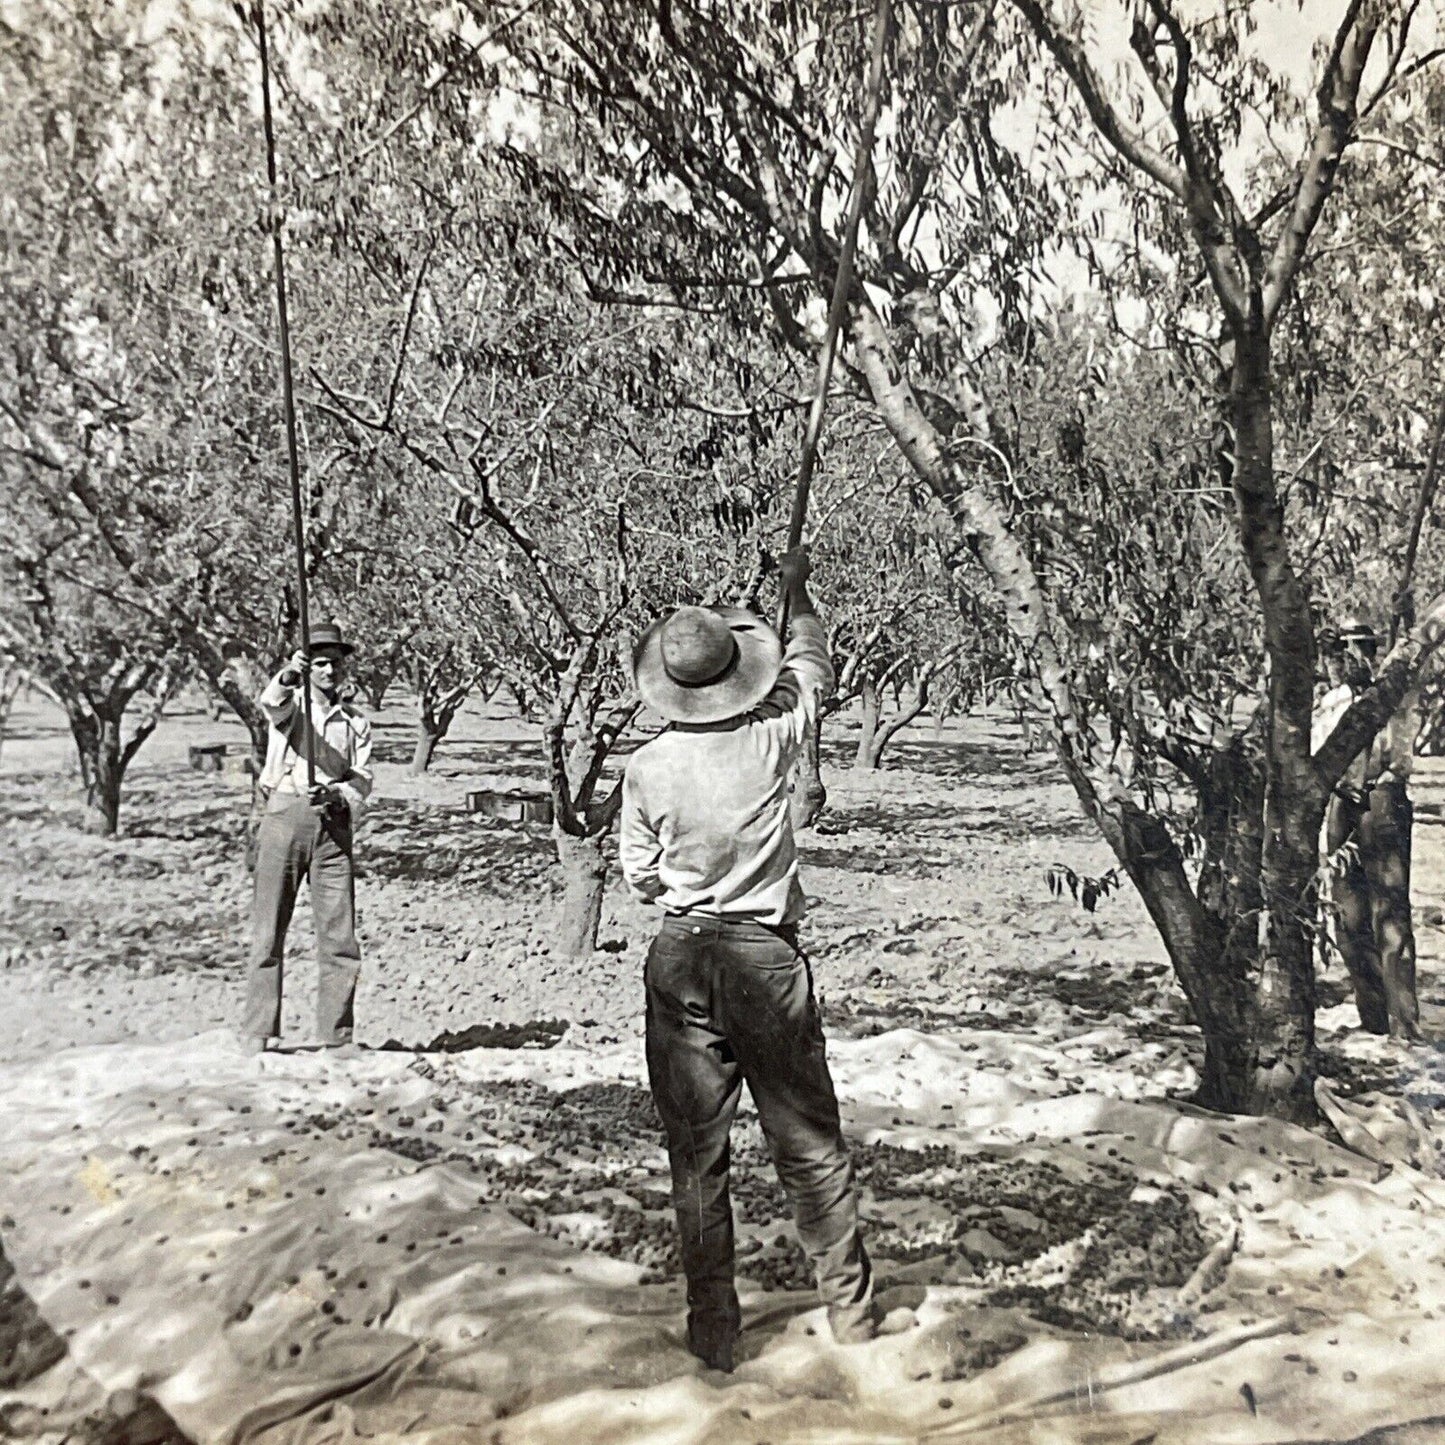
[1,1026,1444,1444]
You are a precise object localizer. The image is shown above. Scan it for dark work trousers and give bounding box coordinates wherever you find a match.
[1328,783,1420,1039]
[644,913,874,1346]
[1327,790,1388,1034]
[242,794,360,1045]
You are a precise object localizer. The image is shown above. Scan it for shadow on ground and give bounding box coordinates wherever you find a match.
[0,1243,188,1444]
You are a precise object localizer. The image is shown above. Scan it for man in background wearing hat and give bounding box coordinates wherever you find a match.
[621,549,876,1373]
[241,622,373,1053]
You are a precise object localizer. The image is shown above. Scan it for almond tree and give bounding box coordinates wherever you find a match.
[331,507,501,774]
[812,456,1006,771]
[1,510,185,835]
[300,242,780,957]
[159,0,801,959]
[462,0,1445,1115]
[1263,74,1445,1037]
[0,0,347,782]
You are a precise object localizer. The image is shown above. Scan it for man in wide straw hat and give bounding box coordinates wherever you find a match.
[621,549,876,1372]
[241,621,374,1054]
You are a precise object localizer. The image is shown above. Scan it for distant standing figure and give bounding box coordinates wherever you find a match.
[241,622,373,1053]
[620,550,876,1374]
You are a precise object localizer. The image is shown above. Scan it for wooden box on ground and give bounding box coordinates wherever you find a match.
[189,744,257,778]
[467,789,554,825]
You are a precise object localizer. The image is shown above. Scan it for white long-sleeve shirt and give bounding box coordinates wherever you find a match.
[1311,682,1416,787]
[257,672,374,819]
[619,614,834,925]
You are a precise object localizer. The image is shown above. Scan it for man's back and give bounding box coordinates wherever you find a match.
[620,614,833,924]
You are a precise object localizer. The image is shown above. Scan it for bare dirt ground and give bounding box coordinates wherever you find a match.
[5,692,1445,1443]
[0,692,1191,1061]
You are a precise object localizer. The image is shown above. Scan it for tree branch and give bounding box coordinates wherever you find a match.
[380,240,435,431]
[1009,0,1188,201]
[1263,1,1376,324]
[309,0,541,183]
[1393,387,1445,641]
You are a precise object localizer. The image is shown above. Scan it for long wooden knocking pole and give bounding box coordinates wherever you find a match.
[777,0,892,639]
[256,0,315,786]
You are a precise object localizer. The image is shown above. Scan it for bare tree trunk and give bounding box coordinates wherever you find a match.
[201,655,269,771]
[1228,335,1322,1121]
[0,669,23,767]
[353,630,417,714]
[1327,793,1389,1033]
[62,681,169,840]
[407,665,472,777]
[409,725,441,776]
[89,722,123,837]
[408,693,466,776]
[1184,739,1266,1110]
[554,828,607,962]
[543,681,637,963]
[789,712,826,829]
[70,712,124,837]
[853,680,880,769]
[860,675,937,771]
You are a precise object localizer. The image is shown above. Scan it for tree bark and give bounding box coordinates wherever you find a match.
[854,680,881,769]
[1228,334,1322,1121]
[408,669,472,777]
[70,712,123,837]
[1188,738,1267,1110]
[409,725,441,776]
[863,673,938,771]
[789,712,826,829]
[204,655,269,771]
[1327,792,1389,1033]
[554,828,607,962]
[62,681,167,839]
[854,300,1324,1119]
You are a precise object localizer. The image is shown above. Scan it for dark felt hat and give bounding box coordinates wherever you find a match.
[306,622,354,657]
[1337,615,1378,648]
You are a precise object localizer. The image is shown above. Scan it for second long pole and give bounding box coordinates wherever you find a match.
[255,0,315,786]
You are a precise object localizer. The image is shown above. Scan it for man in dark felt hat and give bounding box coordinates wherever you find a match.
[240,622,374,1054]
[620,549,876,1372]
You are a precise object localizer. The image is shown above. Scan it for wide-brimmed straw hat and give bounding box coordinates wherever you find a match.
[633,606,783,724]
[306,622,355,657]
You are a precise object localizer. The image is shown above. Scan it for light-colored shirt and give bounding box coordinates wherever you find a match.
[620,613,834,925]
[1312,682,1372,795]
[257,672,374,819]
[1311,682,1414,786]
[1312,683,1355,760]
